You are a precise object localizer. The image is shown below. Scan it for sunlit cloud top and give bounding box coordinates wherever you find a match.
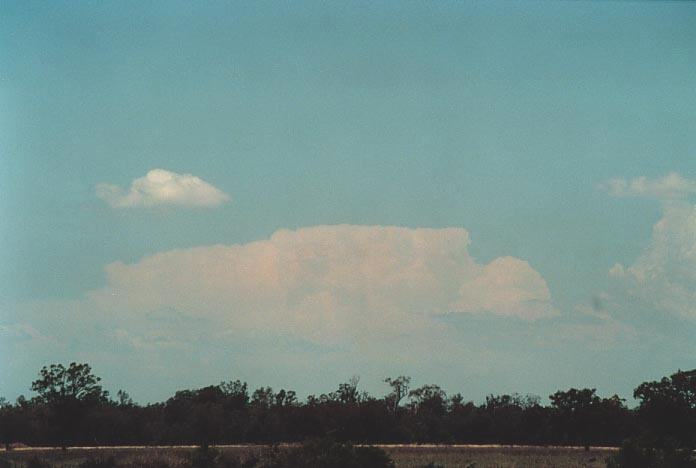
[96,169,230,208]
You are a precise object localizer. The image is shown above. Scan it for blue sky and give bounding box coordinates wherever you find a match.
[2,0,696,404]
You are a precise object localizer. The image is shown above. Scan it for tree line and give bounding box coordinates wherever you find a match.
[1,364,695,453]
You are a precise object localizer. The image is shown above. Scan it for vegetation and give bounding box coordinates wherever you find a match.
[1,364,695,467]
[0,444,617,468]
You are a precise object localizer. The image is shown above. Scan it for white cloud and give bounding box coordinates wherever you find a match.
[27,225,558,356]
[602,172,696,200]
[83,225,557,346]
[608,203,696,322]
[454,257,555,320]
[2,225,562,400]
[96,169,230,208]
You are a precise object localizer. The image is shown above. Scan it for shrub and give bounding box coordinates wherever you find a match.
[190,446,220,468]
[353,446,394,468]
[606,437,696,468]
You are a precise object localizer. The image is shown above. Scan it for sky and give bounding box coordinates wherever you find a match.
[2,0,696,404]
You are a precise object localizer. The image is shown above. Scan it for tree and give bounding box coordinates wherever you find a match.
[634,369,696,448]
[549,388,602,449]
[0,397,18,450]
[116,390,133,407]
[408,384,447,415]
[32,363,106,404]
[384,376,410,414]
[220,379,249,410]
[31,362,108,448]
[336,376,361,405]
[251,386,274,409]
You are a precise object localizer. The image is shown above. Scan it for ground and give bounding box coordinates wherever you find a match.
[0,445,617,467]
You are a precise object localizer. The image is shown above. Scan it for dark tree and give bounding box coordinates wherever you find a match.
[31,362,108,448]
[384,376,410,414]
[634,369,696,448]
[0,397,18,450]
[6,362,693,451]
[549,388,628,449]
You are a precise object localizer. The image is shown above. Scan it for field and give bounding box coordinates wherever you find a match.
[0,445,618,468]
[383,445,615,467]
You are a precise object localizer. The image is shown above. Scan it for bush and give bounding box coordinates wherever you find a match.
[606,438,696,468]
[353,446,394,468]
[190,446,220,468]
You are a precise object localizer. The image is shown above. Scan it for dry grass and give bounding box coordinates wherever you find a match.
[0,445,617,468]
[382,445,616,467]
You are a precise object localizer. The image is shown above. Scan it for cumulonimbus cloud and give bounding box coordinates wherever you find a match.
[601,172,696,200]
[96,169,230,208]
[608,203,696,322]
[601,172,696,323]
[85,225,557,347]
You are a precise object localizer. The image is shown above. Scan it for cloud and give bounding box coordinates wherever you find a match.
[539,304,636,349]
[0,323,48,342]
[2,225,566,400]
[70,225,555,347]
[607,202,696,323]
[96,169,230,208]
[4,225,559,355]
[601,172,696,200]
[454,257,555,320]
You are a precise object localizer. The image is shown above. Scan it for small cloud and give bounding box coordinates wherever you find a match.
[601,172,696,200]
[96,169,230,208]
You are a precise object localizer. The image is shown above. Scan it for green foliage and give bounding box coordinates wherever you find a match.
[32,363,107,405]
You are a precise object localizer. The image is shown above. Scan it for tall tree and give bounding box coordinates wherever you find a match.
[31,362,108,448]
[384,376,411,414]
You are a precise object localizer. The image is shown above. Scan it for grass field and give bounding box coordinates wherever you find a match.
[383,445,615,467]
[0,445,618,468]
